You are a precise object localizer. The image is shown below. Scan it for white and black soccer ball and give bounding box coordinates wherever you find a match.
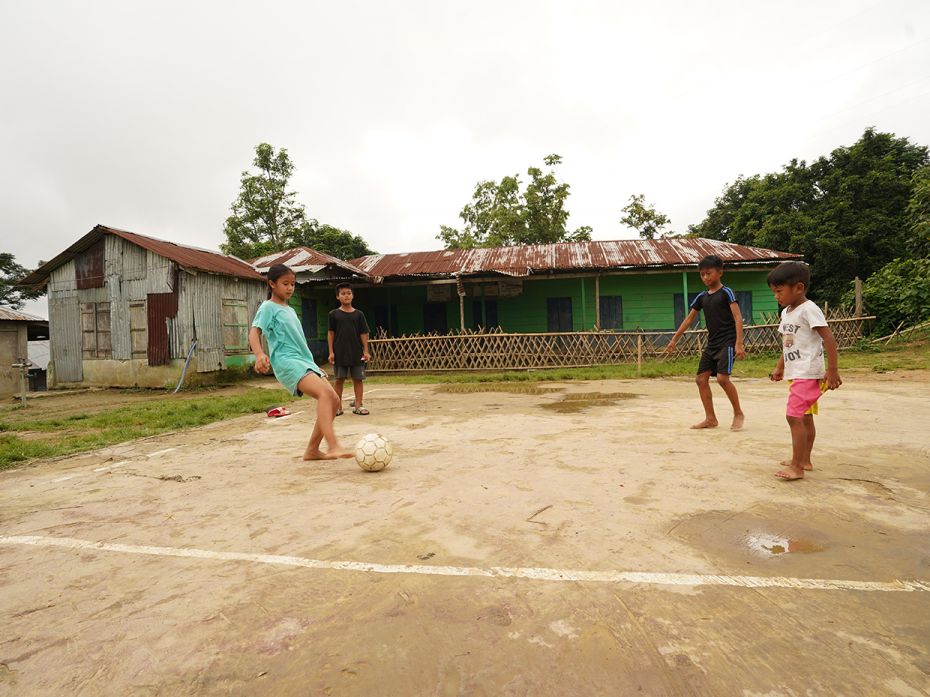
[354,433,393,472]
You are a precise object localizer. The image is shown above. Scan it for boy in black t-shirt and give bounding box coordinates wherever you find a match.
[328,282,371,415]
[666,255,746,430]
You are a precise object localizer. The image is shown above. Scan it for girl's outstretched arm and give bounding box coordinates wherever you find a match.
[249,327,270,374]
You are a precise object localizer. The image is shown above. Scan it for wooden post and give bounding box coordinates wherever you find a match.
[580,277,587,331]
[459,293,465,332]
[854,277,863,317]
[681,271,689,308]
[594,274,601,329]
[636,334,642,377]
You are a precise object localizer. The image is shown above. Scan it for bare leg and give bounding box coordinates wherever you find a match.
[333,378,346,413]
[691,371,718,429]
[802,414,815,469]
[353,378,364,408]
[716,374,745,430]
[296,373,353,460]
[775,415,807,480]
[778,415,815,470]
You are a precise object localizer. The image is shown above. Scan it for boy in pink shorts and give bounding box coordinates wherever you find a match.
[767,261,842,481]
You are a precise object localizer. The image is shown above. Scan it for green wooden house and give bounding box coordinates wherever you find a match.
[255,239,799,351]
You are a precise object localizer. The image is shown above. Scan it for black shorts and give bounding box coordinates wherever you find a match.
[334,364,366,380]
[697,346,736,376]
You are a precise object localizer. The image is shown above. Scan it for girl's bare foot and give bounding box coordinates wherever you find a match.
[731,413,745,431]
[322,448,355,460]
[775,465,805,480]
[780,459,812,471]
[303,448,325,461]
[691,418,718,429]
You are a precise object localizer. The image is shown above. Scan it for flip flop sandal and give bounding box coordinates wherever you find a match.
[266,406,291,418]
[352,407,370,415]
[335,409,344,416]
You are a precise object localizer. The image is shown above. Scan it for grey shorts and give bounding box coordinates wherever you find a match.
[334,364,366,380]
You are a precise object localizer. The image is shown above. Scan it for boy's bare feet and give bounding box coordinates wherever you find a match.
[780,459,813,471]
[690,418,718,429]
[303,448,325,461]
[731,413,745,431]
[775,465,805,481]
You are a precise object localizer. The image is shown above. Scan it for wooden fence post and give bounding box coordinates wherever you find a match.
[854,277,863,317]
[636,334,642,377]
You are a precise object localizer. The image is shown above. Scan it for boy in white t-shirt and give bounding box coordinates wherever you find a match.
[768,261,843,481]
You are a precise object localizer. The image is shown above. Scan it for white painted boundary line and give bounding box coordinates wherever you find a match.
[93,460,130,473]
[2,535,928,593]
[50,447,183,483]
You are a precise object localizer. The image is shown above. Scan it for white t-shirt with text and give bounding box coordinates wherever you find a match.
[779,300,828,380]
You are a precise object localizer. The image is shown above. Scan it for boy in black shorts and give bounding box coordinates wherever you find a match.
[328,282,371,415]
[665,255,746,430]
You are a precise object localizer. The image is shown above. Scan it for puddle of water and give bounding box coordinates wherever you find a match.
[744,531,826,556]
[436,384,563,395]
[540,392,638,413]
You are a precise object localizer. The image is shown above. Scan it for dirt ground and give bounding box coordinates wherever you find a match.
[1,372,929,696]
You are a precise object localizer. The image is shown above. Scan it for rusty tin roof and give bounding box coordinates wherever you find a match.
[249,247,366,276]
[0,306,48,323]
[18,225,265,288]
[349,238,801,280]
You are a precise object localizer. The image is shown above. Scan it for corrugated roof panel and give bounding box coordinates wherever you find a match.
[349,238,800,279]
[0,306,48,322]
[18,225,265,288]
[248,246,367,276]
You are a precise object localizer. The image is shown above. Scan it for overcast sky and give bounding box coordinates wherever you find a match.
[3,0,929,318]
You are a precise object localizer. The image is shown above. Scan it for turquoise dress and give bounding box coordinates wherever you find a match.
[252,300,324,396]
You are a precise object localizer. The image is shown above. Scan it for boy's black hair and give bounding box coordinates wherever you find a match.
[266,264,294,299]
[698,255,723,270]
[335,282,353,292]
[767,261,811,288]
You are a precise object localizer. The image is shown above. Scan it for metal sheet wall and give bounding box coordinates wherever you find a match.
[48,296,82,381]
[103,236,174,359]
[172,272,265,372]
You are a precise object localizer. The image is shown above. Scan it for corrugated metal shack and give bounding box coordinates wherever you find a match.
[0,307,49,396]
[19,225,267,388]
[344,239,802,336]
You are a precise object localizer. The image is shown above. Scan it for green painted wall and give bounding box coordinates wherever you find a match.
[292,269,779,336]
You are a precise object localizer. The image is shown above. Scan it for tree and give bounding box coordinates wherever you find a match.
[438,154,592,249]
[0,253,43,309]
[907,165,930,259]
[859,257,930,334]
[222,143,374,260]
[620,194,672,239]
[291,223,375,261]
[689,128,929,304]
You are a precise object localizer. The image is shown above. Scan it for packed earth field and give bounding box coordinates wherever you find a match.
[1,372,929,696]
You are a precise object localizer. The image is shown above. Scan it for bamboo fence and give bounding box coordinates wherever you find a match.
[366,315,874,373]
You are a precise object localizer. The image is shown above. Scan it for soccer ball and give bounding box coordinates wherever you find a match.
[354,433,393,472]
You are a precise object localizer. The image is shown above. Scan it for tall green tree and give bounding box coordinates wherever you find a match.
[222,143,374,260]
[438,154,592,249]
[620,194,672,239]
[0,253,43,309]
[907,165,930,259]
[291,223,375,261]
[690,128,929,303]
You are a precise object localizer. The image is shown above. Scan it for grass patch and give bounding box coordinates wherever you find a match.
[0,387,295,470]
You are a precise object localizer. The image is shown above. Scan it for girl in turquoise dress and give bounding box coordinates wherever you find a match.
[249,264,353,461]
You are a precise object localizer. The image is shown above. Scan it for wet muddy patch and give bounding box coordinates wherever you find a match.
[666,504,930,577]
[742,531,826,556]
[540,392,639,413]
